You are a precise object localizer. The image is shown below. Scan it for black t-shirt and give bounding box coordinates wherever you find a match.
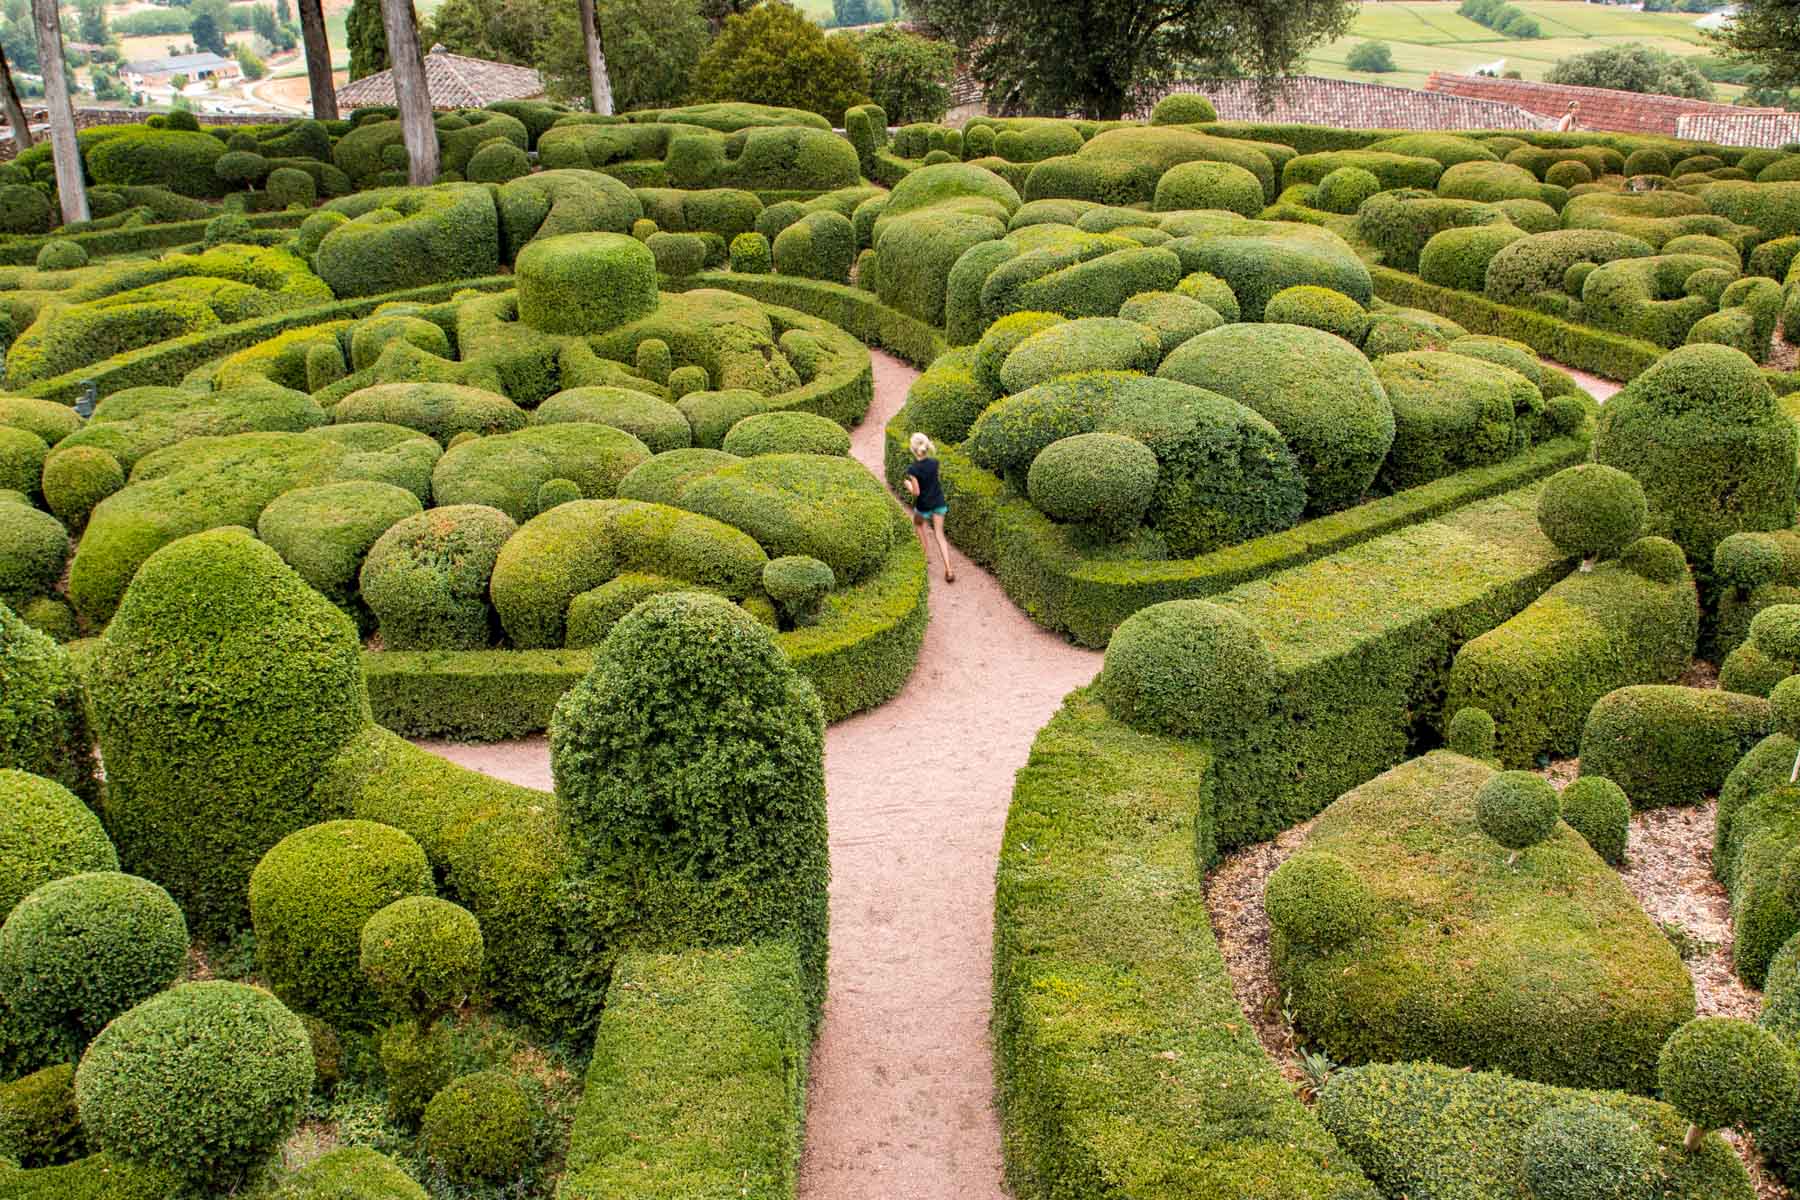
[905,457,946,510]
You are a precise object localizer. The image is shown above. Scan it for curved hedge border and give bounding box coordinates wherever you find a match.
[0,210,307,267]
[671,272,948,368]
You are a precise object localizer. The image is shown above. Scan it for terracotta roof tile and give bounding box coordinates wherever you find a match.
[337,46,544,111]
[1142,76,1550,129]
[1675,111,1800,149]
[1423,72,1777,136]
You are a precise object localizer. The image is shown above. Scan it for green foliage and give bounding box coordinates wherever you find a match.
[851,25,954,125]
[0,872,186,1072]
[1772,675,1800,741]
[1116,290,1223,355]
[0,504,67,614]
[721,410,850,457]
[536,388,690,452]
[1546,43,1718,100]
[33,242,86,272]
[360,505,518,651]
[1149,93,1219,124]
[1476,769,1561,852]
[419,1071,535,1183]
[730,231,771,274]
[1151,159,1265,217]
[1315,166,1382,214]
[772,210,855,283]
[1537,464,1647,560]
[377,1019,451,1128]
[88,530,367,939]
[0,774,115,928]
[1580,685,1771,811]
[1026,430,1160,538]
[1319,1061,1752,1200]
[1485,229,1655,306]
[1594,344,1797,565]
[689,2,870,122]
[0,1064,81,1168]
[548,593,829,1009]
[1345,40,1396,72]
[1419,223,1529,292]
[335,382,524,445]
[1098,599,1275,736]
[1264,849,1372,950]
[1449,705,1497,758]
[647,231,707,277]
[314,184,500,298]
[1560,776,1632,865]
[0,611,98,806]
[431,425,651,522]
[999,316,1162,393]
[268,1147,426,1200]
[74,981,313,1189]
[1264,283,1367,343]
[536,0,709,111]
[762,554,833,626]
[346,0,388,80]
[87,131,228,199]
[1659,1017,1798,1133]
[248,820,433,1028]
[515,232,658,335]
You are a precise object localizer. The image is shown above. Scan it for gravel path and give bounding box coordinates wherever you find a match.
[419,350,1102,1200]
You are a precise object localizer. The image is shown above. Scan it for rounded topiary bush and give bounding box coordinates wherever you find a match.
[668,364,708,400]
[1559,775,1631,865]
[1265,850,1374,950]
[360,505,518,651]
[265,166,317,209]
[763,554,833,626]
[1419,223,1529,293]
[647,230,707,278]
[1448,706,1497,759]
[1475,770,1561,856]
[730,231,772,274]
[40,446,125,529]
[359,895,484,1025]
[0,872,187,1068]
[1771,674,1800,741]
[419,1070,535,1184]
[1618,535,1687,585]
[1536,463,1648,564]
[0,426,47,500]
[1753,605,1800,661]
[0,607,98,804]
[1315,166,1382,215]
[34,240,86,271]
[1098,599,1274,736]
[548,592,829,1004]
[269,1147,427,1200]
[1262,285,1367,344]
[1152,160,1265,218]
[257,480,424,626]
[536,477,581,511]
[0,769,117,920]
[1545,160,1595,189]
[1149,93,1218,125]
[249,820,435,1027]
[0,504,68,613]
[515,232,658,335]
[1026,431,1160,538]
[467,140,529,184]
[1657,1017,1798,1146]
[1522,1103,1657,1200]
[721,411,851,457]
[75,980,314,1189]
[1716,531,1784,592]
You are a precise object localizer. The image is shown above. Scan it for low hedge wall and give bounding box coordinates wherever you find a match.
[673,272,947,368]
[559,943,809,1200]
[0,210,307,266]
[994,689,1381,1200]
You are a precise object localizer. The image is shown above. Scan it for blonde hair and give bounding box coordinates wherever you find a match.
[909,432,935,458]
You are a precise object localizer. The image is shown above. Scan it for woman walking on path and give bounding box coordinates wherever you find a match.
[904,432,955,583]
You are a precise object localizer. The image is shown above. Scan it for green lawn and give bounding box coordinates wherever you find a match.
[1312,0,1744,100]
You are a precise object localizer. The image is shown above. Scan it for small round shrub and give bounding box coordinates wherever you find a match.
[1522,1103,1657,1200]
[1772,674,1800,741]
[647,230,707,278]
[0,426,48,499]
[0,609,97,805]
[0,503,69,612]
[1152,160,1265,218]
[1448,706,1497,759]
[1174,271,1240,322]
[1716,531,1785,592]
[0,769,116,920]
[269,1147,427,1200]
[1545,160,1595,189]
[419,1071,535,1184]
[265,167,316,209]
[1149,93,1218,125]
[1559,776,1631,866]
[763,555,834,626]
[515,232,658,336]
[1536,463,1647,562]
[249,820,435,1027]
[0,1063,80,1167]
[536,477,581,511]
[1098,599,1275,736]
[1753,604,1800,661]
[1625,148,1672,178]
[378,1018,451,1128]
[0,872,187,1066]
[721,410,851,457]
[1263,285,1367,343]
[632,217,657,240]
[40,446,124,529]
[730,231,772,274]
[466,140,529,184]
[1618,535,1686,584]
[34,240,86,271]
[203,210,254,248]
[1475,770,1561,854]
[1265,850,1373,950]
[1657,1017,1798,1139]
[668,364,708,400]
[1315,167,1382,215]
[359,895,484,1025]
[75,980,314,1188]
[636,338,672,384]
[360,505,518,651]
[1026,431,1160,538]
[0,184,50,235]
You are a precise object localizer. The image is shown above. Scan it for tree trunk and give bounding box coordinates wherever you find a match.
[381,0,437,185]
[31,0,85,224]
[0,44,32,153]
[1683,1122,1704,1152]
[578,0,614,116]
[297,0,339,120]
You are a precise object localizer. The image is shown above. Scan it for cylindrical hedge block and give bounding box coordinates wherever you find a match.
[515,232,658,336]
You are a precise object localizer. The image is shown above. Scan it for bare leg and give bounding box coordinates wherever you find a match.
[930,513,954,581]
[912,514,934,571]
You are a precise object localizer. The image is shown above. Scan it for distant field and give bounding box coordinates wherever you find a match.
[1308,0,1745,101]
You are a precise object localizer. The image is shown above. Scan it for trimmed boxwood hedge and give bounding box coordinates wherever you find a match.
[1579,684,1772,811]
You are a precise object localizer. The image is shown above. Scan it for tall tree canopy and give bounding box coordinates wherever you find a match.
[689,1,868,121]
[1545,43,1715,99]
[424,0,553,65]
[851,24,953,123]
[346,0,389,80]
[535,0,707,111]
[1709,0,1800,91]
[904,0,1357,119]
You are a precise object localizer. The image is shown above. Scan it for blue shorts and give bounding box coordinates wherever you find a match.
[913,504,948,520]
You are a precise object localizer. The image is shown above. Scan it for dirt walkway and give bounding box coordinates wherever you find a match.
[419,351,1102,1200]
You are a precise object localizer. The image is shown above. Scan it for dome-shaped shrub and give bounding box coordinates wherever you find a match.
[1536,463,1648,564]
[536,477,581,511]
[763,555,834,627]
[0,607,98,804]
[34,240,86,271]
[1265,850,1374,950]
[265,166,316,209]
[419,1070,535,1183]
[1315,167,1382,215]
[1559,776,1631,865]
[1098,599,1274,736]
[40,446,124,529]
[1715,531,1785,592]
[1149,93,1218,125]
[1595,343,1797,564]
[75,980,314,1189]
[249,820,434,1027]
[1026,431,1160,538]
[1753,605,1800,661]
[1545,160,1595,189]
[467,140,529,184]
[1419,223,1529,293]
[1657,1017,1799,1148]
[1262,285,1367,344]
[973,310,1066,394]
[1522,1103,1657,1200]
[257,481,423,625]
[1152,160,1265,218]
[1448,706,1497,759]
[999,317,1162,395]
[515,232,657,336]
[1618,535,1687,584]
[359,895,484,1025]
[721,411,851,457]
[0,504,69,612]
[729,231,771,274]
[535,387,690,453]
[269,1146,428,1200]
[0,426,47,500]
[1475,770,1560,858]
[360,505,518,650]
[87,530,366,938]
[0,872,186,1067]
[1772,675,1800,741]
[548,593,829,1004]
[0,770,116,920]
[1174,271,1241,322]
